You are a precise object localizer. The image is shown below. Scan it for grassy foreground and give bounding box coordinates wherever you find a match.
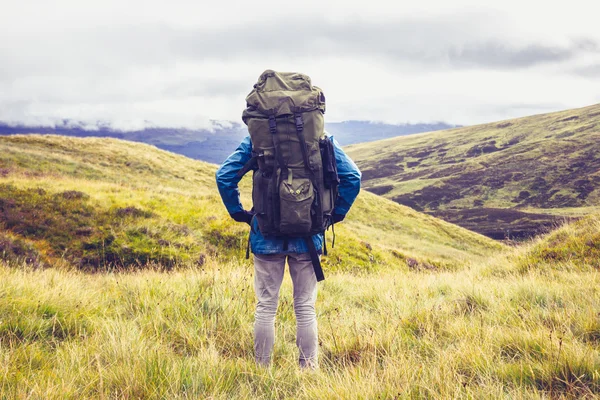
[2,233,600,399]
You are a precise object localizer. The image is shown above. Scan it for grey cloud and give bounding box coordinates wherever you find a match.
[573,38,600,52]
[161,78,249,98]
[4,15,595,86]
[572,64,600,77]
[447,43,573,68]
[167,18,599,70]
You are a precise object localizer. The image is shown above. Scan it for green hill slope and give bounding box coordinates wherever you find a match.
[518,213,600,271]
[347,103,600,239]
[0,134,502,272]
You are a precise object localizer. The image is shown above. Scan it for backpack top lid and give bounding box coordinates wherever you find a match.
[243,70,326,120]
[253,70,313,92]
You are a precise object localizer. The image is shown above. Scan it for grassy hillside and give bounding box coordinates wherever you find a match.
[2,135,600,398]
[518,212,600,271]
[0,134,501,273]
[347,103,600,239]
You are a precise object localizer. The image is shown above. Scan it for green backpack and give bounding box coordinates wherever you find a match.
[239,70,339,280]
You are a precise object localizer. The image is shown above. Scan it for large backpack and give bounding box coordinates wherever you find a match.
[239,70,339,280]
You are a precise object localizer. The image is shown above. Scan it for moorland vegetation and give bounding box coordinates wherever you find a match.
[347,103,600,240]
[1,134,599,399]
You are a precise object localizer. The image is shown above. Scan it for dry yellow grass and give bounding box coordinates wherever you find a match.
[2,244,600,398]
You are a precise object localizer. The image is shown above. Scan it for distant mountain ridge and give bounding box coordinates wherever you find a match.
[325,120,460,143]
[0,120,459,164]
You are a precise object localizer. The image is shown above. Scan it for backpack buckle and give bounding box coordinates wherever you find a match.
[294,114,304,132]
[268,115,277,134]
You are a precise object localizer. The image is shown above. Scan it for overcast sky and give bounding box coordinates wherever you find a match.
[1,0,599,130]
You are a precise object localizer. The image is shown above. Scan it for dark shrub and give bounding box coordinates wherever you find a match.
[114,206,154,219]
[0,233,43,267]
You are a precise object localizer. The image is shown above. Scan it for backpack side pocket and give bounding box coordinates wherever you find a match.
[252,170,275,235]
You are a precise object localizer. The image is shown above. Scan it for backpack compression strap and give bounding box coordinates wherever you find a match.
[292,109,325,282]
[236,156,258,178]
[304,237,325,282]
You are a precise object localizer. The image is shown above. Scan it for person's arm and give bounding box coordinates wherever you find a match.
[330,136,361,222]
[215,136,254,224]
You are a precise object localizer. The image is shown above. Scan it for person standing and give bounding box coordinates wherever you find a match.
[216,70,361,369]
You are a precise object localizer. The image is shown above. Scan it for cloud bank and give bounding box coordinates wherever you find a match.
[1,0,599,129]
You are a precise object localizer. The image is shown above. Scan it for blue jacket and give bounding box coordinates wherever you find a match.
[216,135,361,255]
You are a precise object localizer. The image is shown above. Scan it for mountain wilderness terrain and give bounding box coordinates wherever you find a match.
[0,120,459,164]
[0,134,500,271]
[1,134,600,399]
[347,103,600,240]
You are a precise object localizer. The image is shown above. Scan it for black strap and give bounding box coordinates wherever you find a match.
[323,231,328,256]
[236,156,258,178]
[269,114,286,230]
[294,113,311,169]
[245,229,251,259]
[271,124,288,179]
[331,221,336,249]
[304,237,325,282]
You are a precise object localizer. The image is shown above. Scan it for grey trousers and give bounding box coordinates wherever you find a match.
[253,252,318,368]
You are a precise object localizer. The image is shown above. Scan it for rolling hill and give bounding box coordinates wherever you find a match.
[0,134,501,272]
[347,103,600,239]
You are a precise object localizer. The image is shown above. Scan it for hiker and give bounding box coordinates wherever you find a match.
[216,70,361,369]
